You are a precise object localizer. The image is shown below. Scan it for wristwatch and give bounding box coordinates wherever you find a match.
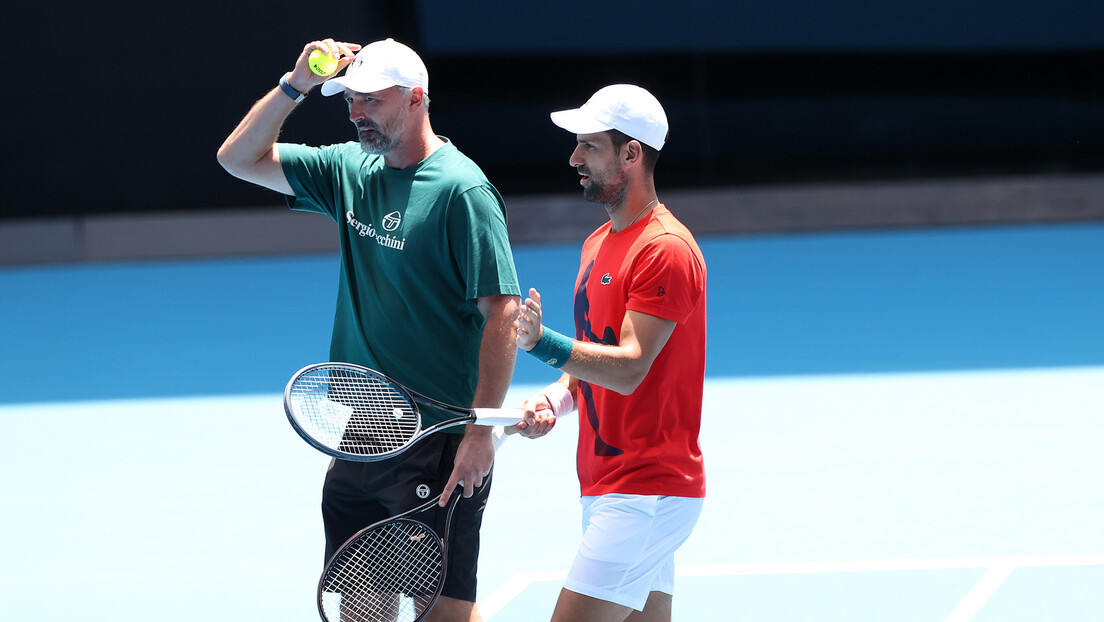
[279,73,307,103]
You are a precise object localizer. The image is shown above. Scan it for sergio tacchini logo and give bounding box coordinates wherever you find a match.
[382,211,402,231]
[346,210,406,251]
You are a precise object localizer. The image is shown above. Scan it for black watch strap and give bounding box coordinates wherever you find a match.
[279,73,307,103]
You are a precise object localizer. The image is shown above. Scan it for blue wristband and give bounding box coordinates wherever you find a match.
[527,327,573,368]
[279,72,307,103]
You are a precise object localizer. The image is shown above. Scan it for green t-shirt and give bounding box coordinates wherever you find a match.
[280,139,520,428]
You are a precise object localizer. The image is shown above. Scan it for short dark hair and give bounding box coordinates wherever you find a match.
[608,129,663,172]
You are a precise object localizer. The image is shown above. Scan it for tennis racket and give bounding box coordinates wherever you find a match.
[317,482,468,622]
[284,362,537,462]
[316,400,542,622]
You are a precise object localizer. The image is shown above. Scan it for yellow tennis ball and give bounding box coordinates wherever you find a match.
[308,49,338,77]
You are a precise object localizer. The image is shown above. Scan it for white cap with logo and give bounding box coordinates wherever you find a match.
[550,84,668,150]
[320,38,428,97]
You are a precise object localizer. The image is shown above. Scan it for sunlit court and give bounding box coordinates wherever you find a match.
[2,223,1101,621]
[5,1,1104,620]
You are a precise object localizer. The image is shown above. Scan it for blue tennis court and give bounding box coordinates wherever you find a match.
[1,222,1102,621]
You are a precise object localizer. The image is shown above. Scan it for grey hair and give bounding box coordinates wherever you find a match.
[397,86,431,111]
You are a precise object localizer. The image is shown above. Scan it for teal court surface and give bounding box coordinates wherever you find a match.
[1,222,1102,621]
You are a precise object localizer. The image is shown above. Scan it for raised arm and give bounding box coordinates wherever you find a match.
[517,288,676,395]
[215,39,359,194]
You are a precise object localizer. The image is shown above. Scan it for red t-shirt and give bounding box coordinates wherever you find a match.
[572,205,707,497]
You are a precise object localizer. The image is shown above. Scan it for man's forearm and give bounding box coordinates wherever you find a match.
[529,310,676,396]
[472,295,521,409]
[216,85,299,192]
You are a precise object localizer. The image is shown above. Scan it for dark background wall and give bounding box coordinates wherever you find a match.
[6,0,1104,220]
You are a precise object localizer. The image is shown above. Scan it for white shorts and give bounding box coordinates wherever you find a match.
[563,494,704,611]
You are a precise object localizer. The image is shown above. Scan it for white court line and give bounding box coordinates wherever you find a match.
[943,564,1016,622]
[480,555,1104,620]
[481,570,566,620]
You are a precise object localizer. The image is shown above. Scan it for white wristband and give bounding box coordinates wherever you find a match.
[540,382,574,417]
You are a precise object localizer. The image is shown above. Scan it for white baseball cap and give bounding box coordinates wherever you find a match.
[550,84,668,150]
[320,38,429,97]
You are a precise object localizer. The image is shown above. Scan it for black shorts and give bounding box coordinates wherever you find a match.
[320,432,491,602]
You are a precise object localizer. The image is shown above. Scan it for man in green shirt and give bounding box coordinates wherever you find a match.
[218,37,520,622]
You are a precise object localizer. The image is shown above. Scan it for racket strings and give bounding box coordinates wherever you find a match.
[290,367,420,456]
[320,519,444,622]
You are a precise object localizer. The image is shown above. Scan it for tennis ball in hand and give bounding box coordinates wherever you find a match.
[308,49,338,76]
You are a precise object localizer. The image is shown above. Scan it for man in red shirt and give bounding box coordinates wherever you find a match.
[515,84,707,622]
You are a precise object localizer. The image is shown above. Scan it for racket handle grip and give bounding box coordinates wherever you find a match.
[471,408,527,426]
[491,426,507,450]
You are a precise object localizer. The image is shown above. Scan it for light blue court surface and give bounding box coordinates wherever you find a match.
[2,223,1103,621]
